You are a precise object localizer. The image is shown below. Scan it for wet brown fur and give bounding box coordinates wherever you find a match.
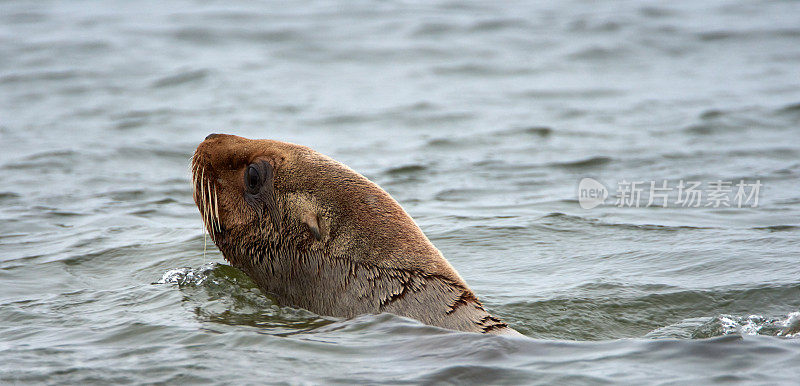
[191,134,519,335]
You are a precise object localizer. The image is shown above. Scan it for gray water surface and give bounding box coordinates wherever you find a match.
[2,0,800,384]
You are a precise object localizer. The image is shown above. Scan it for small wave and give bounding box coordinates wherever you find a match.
[419,365,533,385]
[395,101,437,112]
[776,102,800,116]
[507,283,800,340]
[752,225,799,232]
[384,164,427,175]
[151,69,210,89]
[684,123,716,135]
[0,70,83,85]
[0,191,21,201]
[2,11,47,24]
[684,107,794,135]
[111,107,177,129]
[173,27,218,44]
[172,26,304,45]
[115,145,190,160]
[410,22,459,37]
[550,156,612,169]
[518,126,552,137]
[495,126,553,138]
[699,109,725,119]
[22,149,79,162]
[469,17,528,32]
[517,88,623,99]
[313,313,447,336]
[3,150,79,171]
[538,212,712,233]
[432,63,534,76]
[697,28,800,42]
[638,6,677,18]
[425,138,462,148]
[567,46,630,61]
[570,15,626,32]
[112,108,175,119]
[434,188,492,202]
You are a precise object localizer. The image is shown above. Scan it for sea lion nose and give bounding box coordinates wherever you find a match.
[205,133,223,140]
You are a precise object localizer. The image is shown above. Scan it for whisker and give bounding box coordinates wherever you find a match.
[213,185,220,233]
[200,167,208,233]
[206,187,212,236]
[206,180,214,237]
[199,167,204,203]
[191,158,208,262]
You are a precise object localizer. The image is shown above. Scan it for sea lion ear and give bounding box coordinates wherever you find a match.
[301,211,322,241]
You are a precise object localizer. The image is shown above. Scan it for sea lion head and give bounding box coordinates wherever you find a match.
[190,133,461,281]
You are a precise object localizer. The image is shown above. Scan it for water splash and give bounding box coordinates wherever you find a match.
[725,312,800,337]
[155,262,333,334]
[155,262,216,286]
[648,312,800,339]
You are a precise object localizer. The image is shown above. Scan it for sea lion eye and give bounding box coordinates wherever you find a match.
[246,165,260,193]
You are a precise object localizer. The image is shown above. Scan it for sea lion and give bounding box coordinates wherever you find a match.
[191,133,519,335]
